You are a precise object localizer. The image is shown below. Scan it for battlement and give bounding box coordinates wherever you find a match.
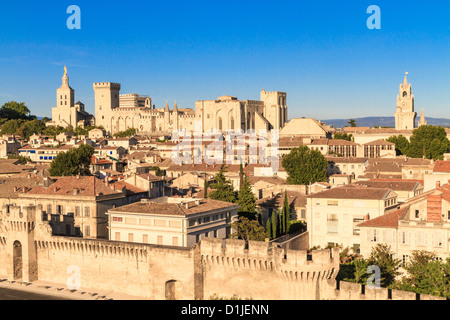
[322,279,445,300]
[260,89,286,96]
[93,82,121,90]
[199,238,339,281]
[1,204,40,232]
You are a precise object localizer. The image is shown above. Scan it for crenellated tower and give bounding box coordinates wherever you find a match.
[93,82,121,134]
[260,89,288,130]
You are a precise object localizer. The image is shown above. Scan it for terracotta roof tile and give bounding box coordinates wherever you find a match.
[358,206,409,228]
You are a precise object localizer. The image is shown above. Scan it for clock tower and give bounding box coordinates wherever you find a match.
[394,72,417,130]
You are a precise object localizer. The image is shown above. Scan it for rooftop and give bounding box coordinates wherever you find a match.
[109,197,239,216]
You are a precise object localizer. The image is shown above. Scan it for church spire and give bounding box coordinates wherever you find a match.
[165,101,169,112]
[418,108,427,127]
[174,100,178,112]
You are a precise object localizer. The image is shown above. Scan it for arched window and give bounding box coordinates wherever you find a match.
[230,116,235,130]
[218,117,223,131]
[403,91,407,97]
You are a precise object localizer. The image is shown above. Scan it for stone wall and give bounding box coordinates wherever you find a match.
[0,205,445,300]
[319,279,446,300]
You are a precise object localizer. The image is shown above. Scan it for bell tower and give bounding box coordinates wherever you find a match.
[394,72,417,130]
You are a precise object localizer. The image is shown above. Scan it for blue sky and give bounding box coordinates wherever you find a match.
[1,1,450,120]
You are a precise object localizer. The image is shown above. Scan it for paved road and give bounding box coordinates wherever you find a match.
[0,287,73,300]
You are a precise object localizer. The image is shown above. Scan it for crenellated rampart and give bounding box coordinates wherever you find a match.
[0,205,445,300]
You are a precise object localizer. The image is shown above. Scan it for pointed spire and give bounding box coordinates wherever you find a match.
[174,100,178,112]
[404,71,408,85]
[165,101,169,111]
[419,108,427,127]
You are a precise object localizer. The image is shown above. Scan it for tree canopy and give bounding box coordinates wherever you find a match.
[333,132,353,141]
[282,145,328,185]
[208,164,237,203]
[0,101,31,120]
[237,165,257,219]
[49,144,94,177]
[386,125,450,160]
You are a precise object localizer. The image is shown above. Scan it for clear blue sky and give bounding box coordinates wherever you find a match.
[1,0,450,121]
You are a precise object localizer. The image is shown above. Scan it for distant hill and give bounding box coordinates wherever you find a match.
[320,117,450,129]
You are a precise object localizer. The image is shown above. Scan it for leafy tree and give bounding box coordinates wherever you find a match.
[394,251,450,298]
[114,128,137,138]
[208,164,237,203]
[353,258,370,284]
[347,119,357,127]
[41,117,51,123]
[230,217,266,248]
[386,135,410,156]
[0,101,31,120]
[407,125,450,160]
[282,146,328,185]
[0,119,24,136]
[333,132,353,142]
[368,243,401,287]
[49,144,94,177]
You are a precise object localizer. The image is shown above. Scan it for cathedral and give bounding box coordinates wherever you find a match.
[48,66,95,128]
[50,67,288,135]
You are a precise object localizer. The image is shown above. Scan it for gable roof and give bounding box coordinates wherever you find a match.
[358,206,409,228]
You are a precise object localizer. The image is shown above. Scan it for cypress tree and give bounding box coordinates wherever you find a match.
[282,191,291,235]
[271,211,277,240]
[237,171,257,219]
[204,174,208,198]
[266,218,272,240]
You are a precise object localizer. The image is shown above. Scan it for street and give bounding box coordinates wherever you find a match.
[0,287,73,300]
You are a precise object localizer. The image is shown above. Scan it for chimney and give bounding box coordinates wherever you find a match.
[365,214,370,221]
[436,181,441,189]
[73,188,78,195]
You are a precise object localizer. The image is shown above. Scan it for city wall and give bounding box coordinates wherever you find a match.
[0,205,445,300]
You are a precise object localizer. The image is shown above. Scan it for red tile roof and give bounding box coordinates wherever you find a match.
[433,161,450,173]
[25,176,121,197]
[358,206,409,228]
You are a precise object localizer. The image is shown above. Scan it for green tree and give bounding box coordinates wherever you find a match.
[208,164,237,203]
[333,132,353,142]
[280,191,291,235]
[204,174,208,198]
[407,125,450,160]
[282,146,328,185]
[394,251,450,298]
[0,119,24,135]
[270,211,278,240]
[114,128,137,138]
[368,243,401,287]
[265,218,272,240]
[347,119,357,127]
[0,101,31,120]
[386,135,410,156]
[49,144,94,177]
[230,217,266,248]
[237,171,257,220]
